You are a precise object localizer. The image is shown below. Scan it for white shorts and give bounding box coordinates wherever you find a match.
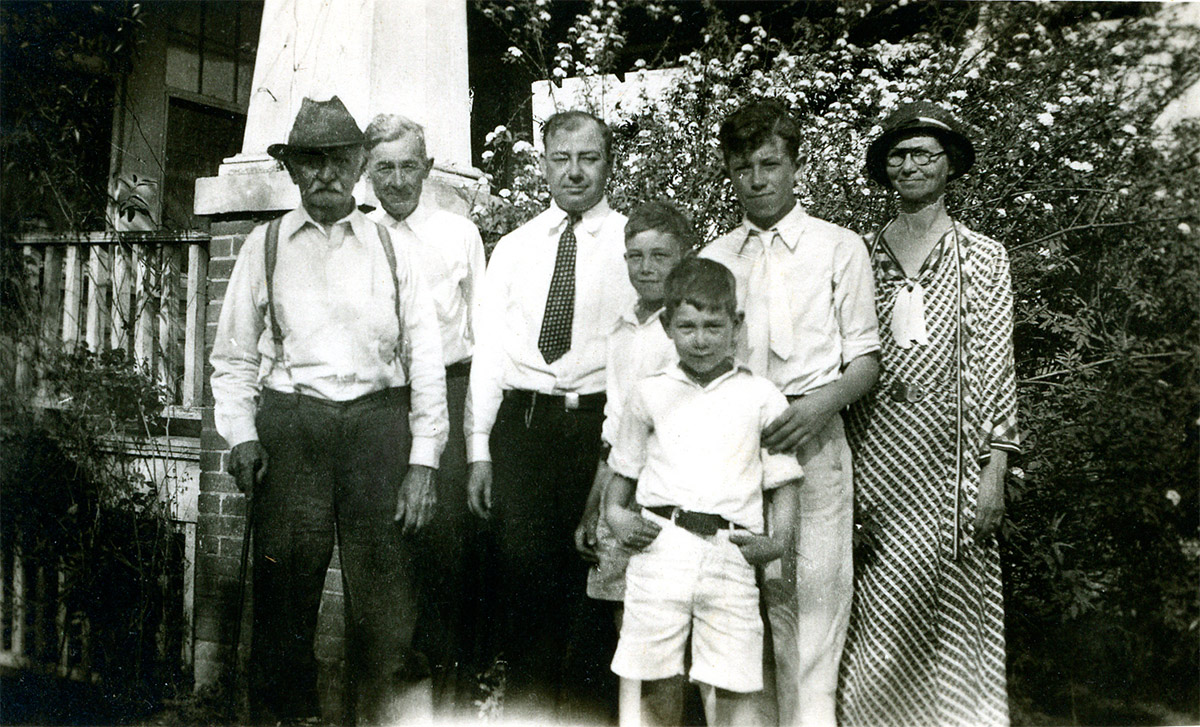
[610,510,763,693]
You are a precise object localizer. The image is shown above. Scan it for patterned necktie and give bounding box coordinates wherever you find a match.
[538,212,581,363]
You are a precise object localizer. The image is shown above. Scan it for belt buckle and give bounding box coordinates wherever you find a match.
[564,392,579,410]
[889,381,926,403]
[675,510,719,537]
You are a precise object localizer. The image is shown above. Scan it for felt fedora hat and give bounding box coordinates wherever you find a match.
[267,96,364,160]
[865,101,975,188]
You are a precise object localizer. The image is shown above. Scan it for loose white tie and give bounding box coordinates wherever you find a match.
[891,279,930,349]
[745,229,794,373]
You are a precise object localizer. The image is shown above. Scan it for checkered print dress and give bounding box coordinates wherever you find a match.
[840,222,1020,727]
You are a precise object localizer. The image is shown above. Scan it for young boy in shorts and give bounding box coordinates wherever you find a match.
[574,200,692,722]
[604,257,803,726]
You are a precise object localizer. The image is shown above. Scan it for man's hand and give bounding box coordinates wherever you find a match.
[974,451,1008,540]
[574,460,611,563]
[228,441,268,496]
[395,465,437,535]
[729,531,787,566]
[574,504,600,563]
[467,462,492,519]
[606,506,661,551]
[762,391,838,455]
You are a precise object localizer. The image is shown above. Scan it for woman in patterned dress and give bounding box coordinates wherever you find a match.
[838,102,1021,727]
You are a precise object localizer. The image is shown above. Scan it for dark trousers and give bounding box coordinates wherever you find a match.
[250,387,425,725]
[412,368,480,714]
[486,392,615,722]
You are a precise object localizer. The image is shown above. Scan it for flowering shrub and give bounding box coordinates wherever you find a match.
[477,1,1199,721]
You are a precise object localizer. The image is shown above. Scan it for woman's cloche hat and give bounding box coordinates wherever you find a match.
[865,101,975,188]
[267,96,365,161]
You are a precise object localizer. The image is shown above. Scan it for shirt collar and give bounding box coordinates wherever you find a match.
[739,203,809,253]
[550,197,612,237]
[403,200,432,229]
[378,209,413,234]
[617,304,665,329]
[662,360,751,389]
[284,203,373,244]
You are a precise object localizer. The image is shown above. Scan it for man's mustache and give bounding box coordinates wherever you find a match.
[309,183,346,193]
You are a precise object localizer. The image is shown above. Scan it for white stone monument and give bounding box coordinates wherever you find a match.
[194,0,484,217]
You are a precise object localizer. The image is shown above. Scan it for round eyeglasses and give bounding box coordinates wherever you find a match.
[886,150,947,168]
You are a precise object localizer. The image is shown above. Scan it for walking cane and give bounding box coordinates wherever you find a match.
[230,492,254,686]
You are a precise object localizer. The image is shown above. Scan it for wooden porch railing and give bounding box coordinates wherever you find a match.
[12,231,210,412]
[0,547,98,683]
[3,231,209,682]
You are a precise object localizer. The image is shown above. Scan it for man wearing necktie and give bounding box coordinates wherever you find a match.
[701,100,881,727]
[467,110,635,721]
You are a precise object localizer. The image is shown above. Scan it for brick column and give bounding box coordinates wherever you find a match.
[193,215,349,721]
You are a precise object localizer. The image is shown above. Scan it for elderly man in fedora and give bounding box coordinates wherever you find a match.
[210,96,448,725]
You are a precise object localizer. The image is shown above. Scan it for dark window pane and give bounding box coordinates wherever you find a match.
[165,41,200,93]
[162,98,245,230]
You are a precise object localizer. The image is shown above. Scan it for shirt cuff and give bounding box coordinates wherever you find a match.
[607,452,641,481]
[983,441,1022,459]
[408,436,440,469]
[220,418,260,450]
[468,433,492,463]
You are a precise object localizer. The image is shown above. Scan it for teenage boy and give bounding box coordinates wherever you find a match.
[700,100,880,727]
[605,257,803,727]
[574,200,692,723]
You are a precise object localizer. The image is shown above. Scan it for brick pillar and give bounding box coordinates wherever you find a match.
[193,214,349,722]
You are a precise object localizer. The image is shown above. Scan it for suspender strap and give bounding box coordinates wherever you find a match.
[375,221,412,374]
[262,217,407,374]
[374,222,404,337]
[264,217,285,364]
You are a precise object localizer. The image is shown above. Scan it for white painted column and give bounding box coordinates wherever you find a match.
[196,0,482,216]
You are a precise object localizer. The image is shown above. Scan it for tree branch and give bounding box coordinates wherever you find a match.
[1010,216,1192,252]
[1021,351,1191,383]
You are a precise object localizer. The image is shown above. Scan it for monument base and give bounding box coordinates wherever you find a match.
[194,154,489,218]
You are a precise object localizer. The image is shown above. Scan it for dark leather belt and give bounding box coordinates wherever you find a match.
[261,386,410,412]
[503,388,606,413]
[646,505,740,537]
[445,359,471,379]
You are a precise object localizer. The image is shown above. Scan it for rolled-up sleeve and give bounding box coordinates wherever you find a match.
[607,382,652,480]
[210,226,269,449]
[760,387,804,489]
[396,240,449,468]
[834,231,881,365]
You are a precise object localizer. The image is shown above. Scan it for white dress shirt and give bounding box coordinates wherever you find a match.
[700,204,881,396]
[469,199,635,462]
[369,202,485,366]
[210,205,448,467]
[608,364,804,533]
[601,306,676,448]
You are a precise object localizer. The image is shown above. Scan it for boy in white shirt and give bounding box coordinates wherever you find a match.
[576,201,695,595]
[605,257,803,726]
[574,200,693,723]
